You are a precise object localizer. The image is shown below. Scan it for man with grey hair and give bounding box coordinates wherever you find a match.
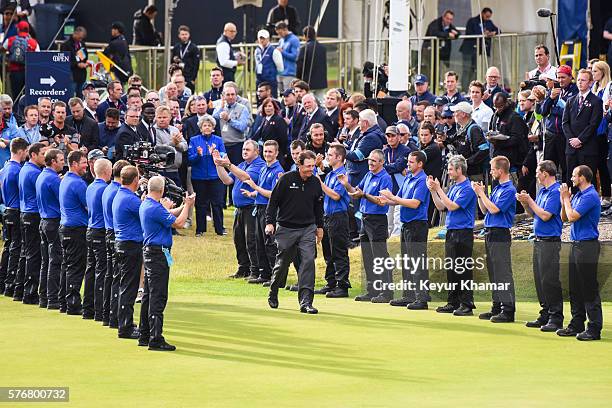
[339,148,394,303]
[0,94,18,166]
[297,93,334,142]
[84,158,112,320]
[154,105,187,187]
[213,140,266,279]
[213,82,251,171]
[427,154,478,316]
[138,175,195,351]
[395,99,419,141]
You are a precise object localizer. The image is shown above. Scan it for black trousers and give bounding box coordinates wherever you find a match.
[255,205,277,280]
[533,238,563,325]
[86,228,107,319]
[233,206,258,277]
[103,230,119,325]
[567,154,598,190]
[40,218,61,306]
[270,224,317,305]
[347,197,360,240]
[360,214,392,297]
[60,225,87,313]
[484,227,516,314]
[445,228,475,308]
[115,240,143,335]
[192,178,224,234]
[3,209,25,297]
[139,245,170,346]
[543,131,567,183]
[322,212,351,289]
[568,240,602,334]
[0,222,7,292]
[400,220,430,302]
[596,136,611,197]
[21,212,41,303]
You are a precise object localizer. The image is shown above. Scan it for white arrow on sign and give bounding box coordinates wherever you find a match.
[40,76,56,87]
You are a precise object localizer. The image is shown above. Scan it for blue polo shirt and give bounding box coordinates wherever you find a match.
[1,160,21,209]
[484,180,516,229]
[357,169,393,215]
[446,178,476,230]
[534,182,562,237]
[570,185,600,241]
[102,181,121,230]
[18,161,42,213]
[324,166,350,215]
[86,178,109,229]
[255,160,284,205]
[36,167,61,219]
[187,133,227,180]
[140,197,177,247]
[59,172,88,227]
[231,156,266,208]
[112,186,143,242]
[398,170,430,223]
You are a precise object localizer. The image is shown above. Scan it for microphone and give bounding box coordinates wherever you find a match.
[537,8,555,18]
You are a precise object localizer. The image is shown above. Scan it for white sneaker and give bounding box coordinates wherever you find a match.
[206,216,212,222]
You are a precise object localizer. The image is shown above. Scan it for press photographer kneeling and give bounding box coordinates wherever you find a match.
[138,176,195,351]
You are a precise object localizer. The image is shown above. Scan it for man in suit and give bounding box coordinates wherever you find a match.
[324,88,341,137]
[60,26,88,98]
[296,26,327,100]
[115,107,146,160]
[297,94,334,142]
[66,98,99,153]
[562,68,604,183]
[137,103,157,146]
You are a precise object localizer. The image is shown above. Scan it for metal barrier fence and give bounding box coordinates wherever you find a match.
[40,32,546,102]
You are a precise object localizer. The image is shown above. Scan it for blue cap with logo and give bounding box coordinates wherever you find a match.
[414,74,429,84]
[441,106,454,118]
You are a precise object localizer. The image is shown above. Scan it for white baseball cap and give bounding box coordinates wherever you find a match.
[449,101,473,115]
[257,29,270,39]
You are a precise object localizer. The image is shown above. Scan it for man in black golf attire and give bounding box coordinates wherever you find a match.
[266,150,324,313]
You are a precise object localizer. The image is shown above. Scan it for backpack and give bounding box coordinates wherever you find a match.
[8,35,29,64]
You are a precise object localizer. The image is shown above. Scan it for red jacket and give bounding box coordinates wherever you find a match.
[4,32,40,72]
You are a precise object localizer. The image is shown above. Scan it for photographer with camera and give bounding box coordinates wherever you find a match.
[535,65,578,183]
[448,102,489,181]
[154,105,187,187]
[138,176,195,351]
[362,62,388,99]
[40,101,80,160]
[115,107,146,160]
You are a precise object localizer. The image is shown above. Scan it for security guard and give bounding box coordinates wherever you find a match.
[473,156,517,323]
[138,176,195,351]
[517,160,564,331]
[112,165,144,339]
[101,160,130,328]
[18,142,45,305]
[36,148,65,310]
[339,149,394,303]
[213,140,266,279]
[243,140,284,284]
[1,137,28,299]
[380,150,431,309]
[85,157,112,321]
[428,154,477,316]
[316,144,351,298]
[59,150,89,316]
[558,165,602,341]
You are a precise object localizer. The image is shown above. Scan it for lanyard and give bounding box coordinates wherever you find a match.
[179,41,191,60]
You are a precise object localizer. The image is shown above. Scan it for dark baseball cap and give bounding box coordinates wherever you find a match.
[282,88,294,97]
[441,106,454,118]
[414,74,428,84]
[87,149,105,160]
[434,96,449,106]
[82,81,95,91]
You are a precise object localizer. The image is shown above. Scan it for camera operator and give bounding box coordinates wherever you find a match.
[449,102,489,181]
[154,105,187,187]
[138,176,195,351]
[40,101,79,159]
[115,107,146,160]
[112,165,144,339]
[362,62,388,99]
[535,66,578,183]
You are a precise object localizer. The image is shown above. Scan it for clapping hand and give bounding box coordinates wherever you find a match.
[220,111,229,121]
[240,188,257,198]
[337,173,348,185]
[426,175,440,191]
[244,178,256,189]
[208,143,217,155]
[197,146,204,156]
[516,190,531,203]
[184,193,196,207]
[471,181,485,196]
[379,189,394,200]
[560,183,571,200]
[348,187,364,198]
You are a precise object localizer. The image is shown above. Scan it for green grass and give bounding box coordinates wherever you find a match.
[1,210,611,407]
